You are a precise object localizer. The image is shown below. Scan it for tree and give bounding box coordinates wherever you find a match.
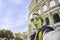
[0,29,14,40]
[15,36,23,40]
[14,33,23,40]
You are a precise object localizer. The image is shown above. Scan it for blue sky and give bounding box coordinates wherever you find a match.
[0,0,31,33]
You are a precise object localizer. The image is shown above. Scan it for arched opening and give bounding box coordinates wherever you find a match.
[53,14,60,23]
[38,10,41,14]
[45,17,50,25]
[50,1,56,7]
[43,5,48,11]
[58,0,60,3]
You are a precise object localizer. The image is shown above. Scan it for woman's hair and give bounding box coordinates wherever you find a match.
[33,13,43,25]
[42,25,54,35]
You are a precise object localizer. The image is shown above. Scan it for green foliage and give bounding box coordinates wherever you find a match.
[0,29,14,40]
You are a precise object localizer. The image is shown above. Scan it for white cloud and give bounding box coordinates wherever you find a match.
[5,9,28,28]
[11,15,28,27]
[0,0,2,7]
[19,15,28,20]
[6,10,14,17]
[0,14,28,30]
[8,0,24,5]
[0,24,10,30]
[0,0,4,9]
[0,0,28,33]
[4,18,8,21]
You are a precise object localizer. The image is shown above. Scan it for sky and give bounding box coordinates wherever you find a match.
[0,0,31,33]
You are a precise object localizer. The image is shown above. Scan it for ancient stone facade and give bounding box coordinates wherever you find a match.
[28,0,60,37]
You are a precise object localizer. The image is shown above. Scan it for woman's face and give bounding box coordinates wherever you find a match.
[34,16,42,29]
[30,14,42,29]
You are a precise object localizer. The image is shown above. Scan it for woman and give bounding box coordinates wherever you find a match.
[30,13,43,40]
[30,13,54,40]
[43,28,60,40]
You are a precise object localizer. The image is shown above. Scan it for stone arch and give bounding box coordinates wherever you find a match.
[58,0,60,3]
[45,17,50,25]
[53,14,60,23]
[50,0,56,7]
[43,5,48,11]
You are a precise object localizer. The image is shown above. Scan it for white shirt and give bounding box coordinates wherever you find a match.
[43,28,60,40]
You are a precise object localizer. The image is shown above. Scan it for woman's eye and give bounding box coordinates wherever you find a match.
[30,18,34,22]
[35,17,39,21]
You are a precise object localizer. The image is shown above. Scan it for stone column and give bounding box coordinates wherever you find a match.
[54,0,59,5]
[58,8,60,13]
[48,13,54,26]
[40,8,43,13]
[46,1,50,9]
[43,17,46,25]
[38,9,42,15]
